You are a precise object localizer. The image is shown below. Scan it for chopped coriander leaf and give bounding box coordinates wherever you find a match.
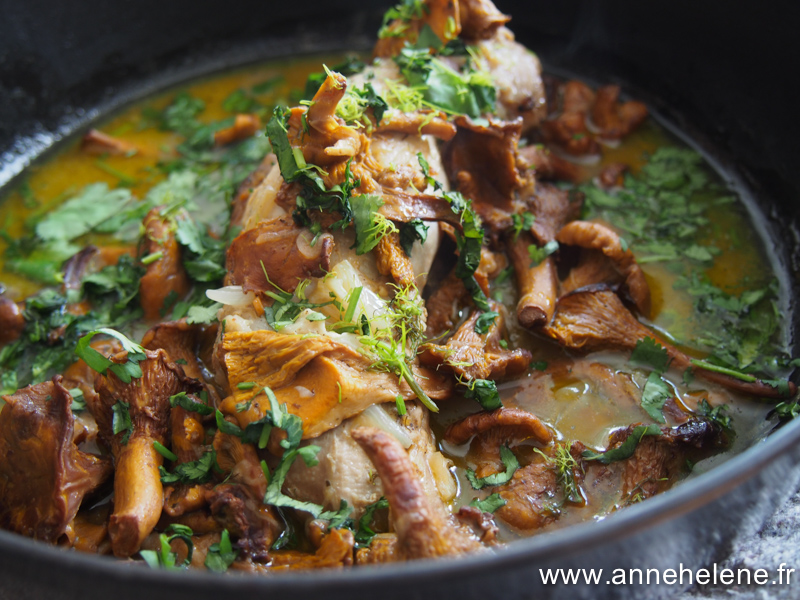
[466,446,520,489]
[696,399,732,430]
[469,493,507,513]
[354,497,390,547]
[511,212,535,240]
[351,194,397,255]
[318,499,354,530]
[398,219,429,256]
[170,391,214,416]
[159,450,218,485]
[336,83,388,128]
[378,0,427,39]
[528,240,559,267]
[394,47,495,118]
[463,378,502,410]
[204,529,238,573]
[473,311,499,335]
[140,524,194,571]
[582,424,662,464]
[630,337,671,374]
[111,401,133,445]
[775,401,800,420]
[185,303,221,325]
[640,372,672,423]
[74,328,147,384]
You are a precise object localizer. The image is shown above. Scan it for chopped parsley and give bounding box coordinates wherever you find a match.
[582,424,662,464]
[159,450,218,485]
[465,445,520,489]
[630,337,671,374]
[463,378,502,411]
[204,529,238,573]
[528,240,559,267]
[398,219,429,256]
[354,497,390,547]
[473,311,499,335]
[640,372,672,424]
[469,493,507,513]
[140,524,194,571]
[111,400,133,445]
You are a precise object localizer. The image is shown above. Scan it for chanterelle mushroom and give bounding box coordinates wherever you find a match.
[90,348,200,556]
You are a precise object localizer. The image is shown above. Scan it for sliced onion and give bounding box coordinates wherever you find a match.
[206,285,255,307]
[360,404,413,449]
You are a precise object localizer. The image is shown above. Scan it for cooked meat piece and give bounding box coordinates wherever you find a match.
[0,377,112,542]
[496,461,560,530]
[476,27,548,132]
[557,220,651,316]
[90,348,200,556]
[517,144,581,183]
[375,111,456,141]
[507,232,558,327]
[521,181,583,245]
[590,85,648,140]
[214,114,262,146]
[351,426,483,559]
[598,162,629,188]
[444,116,524,216]
[425,269,469,338]
[80,129,137,156]
[221,329,450,439]
[459,0,510,40]
[0,295,24,345]
[546,289,794,398]
[421,302,531,382]
[206,483,282,562]
[285,401,455,521]
[226,216,333,295]
[141,319,220,403]
[139,207,191,321]
[231,153,277,228]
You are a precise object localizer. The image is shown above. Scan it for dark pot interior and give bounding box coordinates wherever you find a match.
[1,1,799,598]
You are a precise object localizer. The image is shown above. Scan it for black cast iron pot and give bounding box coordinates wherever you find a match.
[1,1,799,598]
